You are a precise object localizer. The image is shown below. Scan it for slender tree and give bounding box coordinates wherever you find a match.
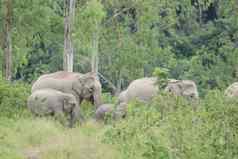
[63,0,75,72]
[75,0,105,76]
[91,20,99,74]
[2,0,12,80]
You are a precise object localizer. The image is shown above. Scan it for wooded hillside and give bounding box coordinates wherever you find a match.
[0,0,237,95]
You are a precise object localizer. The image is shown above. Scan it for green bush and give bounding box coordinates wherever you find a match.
[103,91,238,159]
[0,79,31,118]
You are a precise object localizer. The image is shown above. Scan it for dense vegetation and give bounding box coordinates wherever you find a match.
[1,0,238,94]
[0,79,238,159]
[0,0,238,159]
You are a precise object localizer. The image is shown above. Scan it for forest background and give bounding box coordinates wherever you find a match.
[0,0,238,96]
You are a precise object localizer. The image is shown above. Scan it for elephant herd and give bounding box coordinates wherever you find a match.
[27,71,238,127]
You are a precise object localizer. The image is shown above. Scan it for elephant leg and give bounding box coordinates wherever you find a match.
[54,110,68,127]
[69,105,84,128]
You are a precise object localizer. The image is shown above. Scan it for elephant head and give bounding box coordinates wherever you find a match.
[74,72,102,107]
[225,82,238,97]
[165,80,199,100]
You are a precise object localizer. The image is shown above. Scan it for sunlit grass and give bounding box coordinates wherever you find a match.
[0,117,120,159]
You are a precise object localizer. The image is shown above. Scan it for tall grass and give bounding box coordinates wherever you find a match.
[103,91,238,159]
[0,117,120,159]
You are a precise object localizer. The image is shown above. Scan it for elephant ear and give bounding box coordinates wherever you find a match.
[80,73,102,107]
[72,74,84,96]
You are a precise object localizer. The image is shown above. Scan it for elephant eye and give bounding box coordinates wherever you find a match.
[71,103,76,107]
[168,88,172,92]
[89,87,94,92]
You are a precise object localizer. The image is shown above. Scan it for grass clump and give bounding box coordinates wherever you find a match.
[0,117,120,159]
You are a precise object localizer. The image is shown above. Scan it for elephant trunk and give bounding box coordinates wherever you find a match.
[69,104,84,128]
[93,90,102,108]
[93,80,103,108]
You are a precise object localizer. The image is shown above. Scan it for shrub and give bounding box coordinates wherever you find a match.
[103,91,238,159]
[0,79,31,118]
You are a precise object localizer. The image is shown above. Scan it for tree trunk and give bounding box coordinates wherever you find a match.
[63,0,75,72]
[91,21,99,76]
[115,71,122,95]
[2,0,12,81]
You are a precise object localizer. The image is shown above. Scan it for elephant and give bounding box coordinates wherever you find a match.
[95,104,114,121]
[27,89,82,128]
[113,77,199,119]
[165,79,199,99]
[225,82,238,97]
[113,77,158,119]
[116,77,158,104]
[32,71,102,108]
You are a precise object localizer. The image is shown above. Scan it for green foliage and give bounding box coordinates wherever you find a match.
[153,67,169,89]
[1,0,237,95]
[103,91,238,159]
[74,0,106,55]
[0,79,30,118]
[0,0,64,81]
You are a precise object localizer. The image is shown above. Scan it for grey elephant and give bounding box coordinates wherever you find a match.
[165,79,199,99]
[95,104,114,121]
[113,77,199,119]
[113,77,158,119]
[27,89,82,127]
[225,82,238,97]
[32,71,102,107]
[122,77,158,103]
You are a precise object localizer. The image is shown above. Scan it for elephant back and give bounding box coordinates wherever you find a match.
[126,77,158,103]
[38,71,82,80]
[28,89,62,115]
[31,71,82,94]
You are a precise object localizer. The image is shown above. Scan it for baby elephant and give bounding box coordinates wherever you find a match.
[27,89,82,128]
[95,104,114,121]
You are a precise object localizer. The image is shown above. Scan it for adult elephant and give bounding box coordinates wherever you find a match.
[113,77,158,119]
[32,71,102,107]
[116,77,158,105]
[113,77,199,119]
[27,89,82,127]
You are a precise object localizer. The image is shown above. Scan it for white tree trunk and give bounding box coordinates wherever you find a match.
[63,0,75,72]
[91,21,99,76]
[2,0,12,81]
